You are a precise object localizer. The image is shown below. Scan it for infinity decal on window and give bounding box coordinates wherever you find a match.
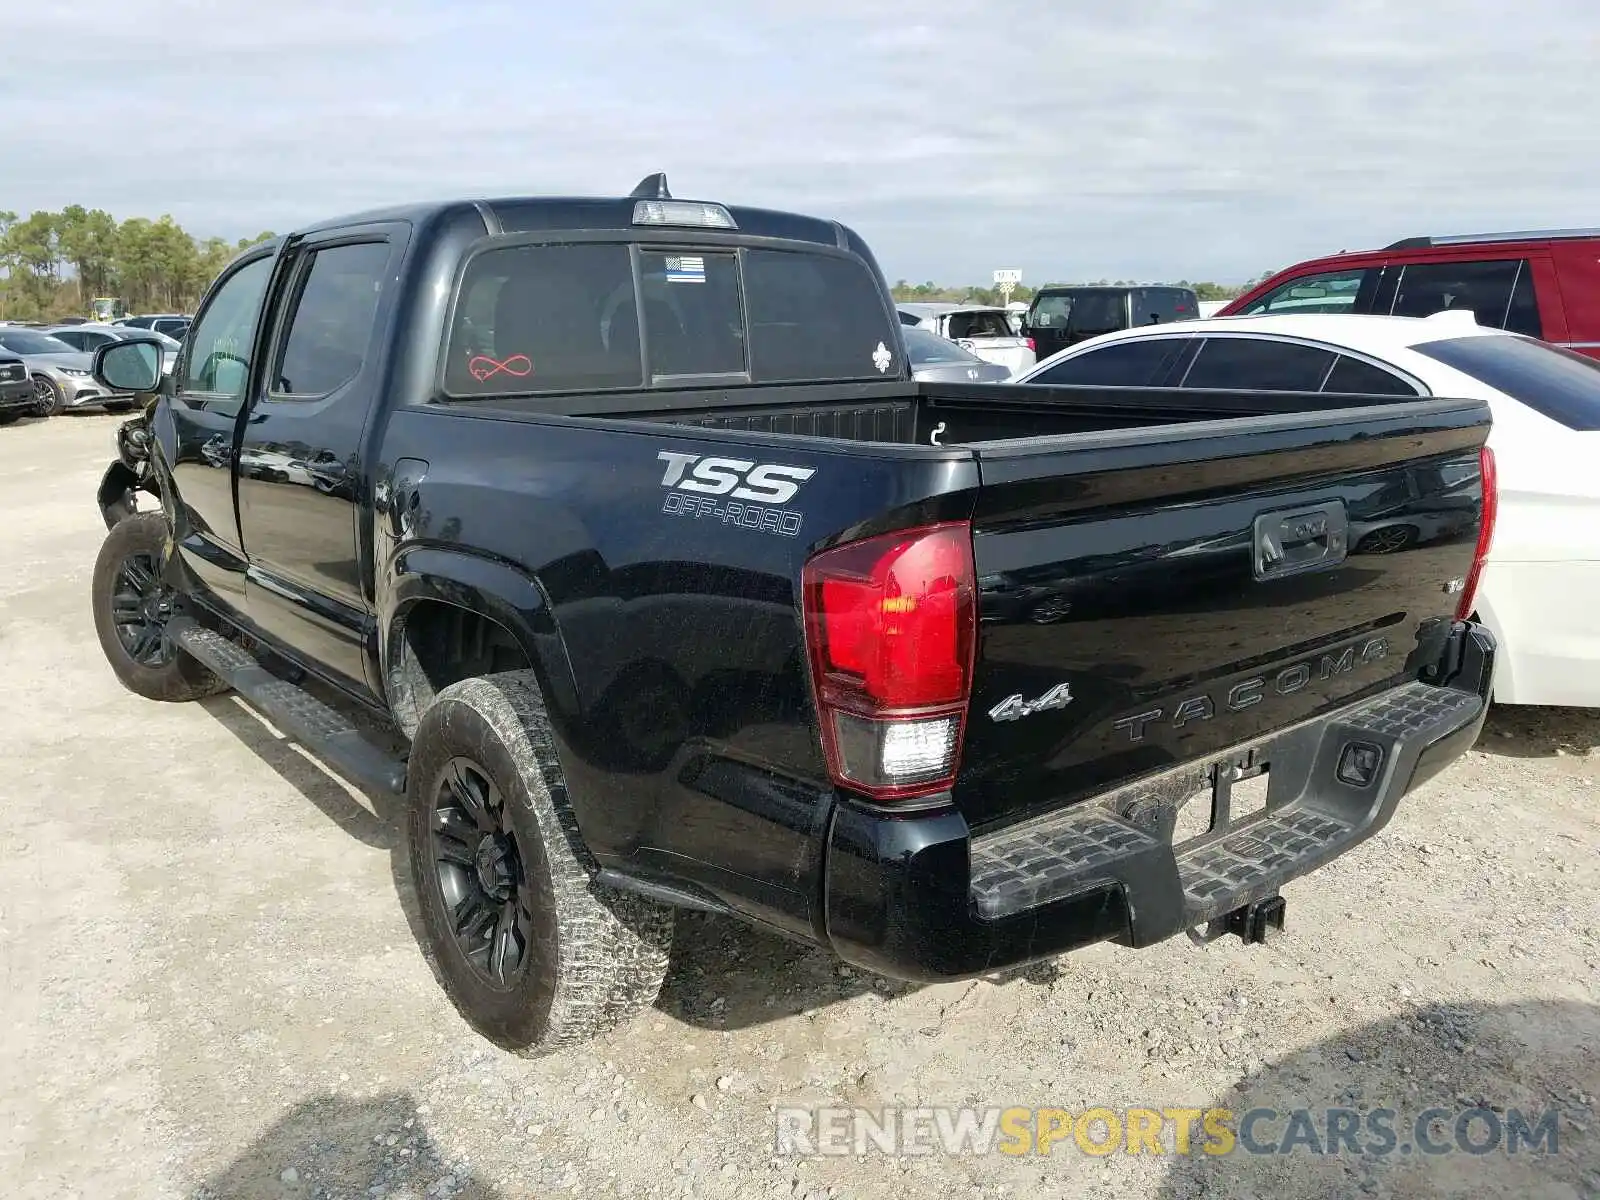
[467,354,533,381]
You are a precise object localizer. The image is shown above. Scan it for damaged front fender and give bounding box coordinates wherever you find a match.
[97,459,149,530]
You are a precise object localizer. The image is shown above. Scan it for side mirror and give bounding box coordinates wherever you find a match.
[94,338,163,393]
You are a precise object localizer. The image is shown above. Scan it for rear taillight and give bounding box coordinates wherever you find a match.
[1025,337,1036,352]
[1456,445,1497,620]
[802,522,977,801]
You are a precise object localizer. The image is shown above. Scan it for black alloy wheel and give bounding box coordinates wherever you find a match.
[109,549,179,668]
[430,757,534,989]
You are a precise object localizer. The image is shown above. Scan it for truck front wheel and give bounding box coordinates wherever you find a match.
[90,512,227,702]
[405,671,674,1056]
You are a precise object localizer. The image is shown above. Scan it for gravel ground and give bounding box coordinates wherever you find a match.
[2,412,1596,1200]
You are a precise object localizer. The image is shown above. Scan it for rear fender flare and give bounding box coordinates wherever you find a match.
[381,546,581,735]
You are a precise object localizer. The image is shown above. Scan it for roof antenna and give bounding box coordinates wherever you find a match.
[630,172,671,200]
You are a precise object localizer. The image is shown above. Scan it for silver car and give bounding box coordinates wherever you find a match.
[0,327,140,415]
[902,326,1012,383]
[42,323,182,385]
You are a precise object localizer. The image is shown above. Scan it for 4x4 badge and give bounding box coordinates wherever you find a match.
[989,682,1073,723]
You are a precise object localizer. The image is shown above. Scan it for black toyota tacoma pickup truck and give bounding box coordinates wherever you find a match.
[87,174,1497,1056]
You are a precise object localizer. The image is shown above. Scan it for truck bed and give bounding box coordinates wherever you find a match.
[471,379,1452,448]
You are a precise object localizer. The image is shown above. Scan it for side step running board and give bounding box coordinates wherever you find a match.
[169,617,408,796]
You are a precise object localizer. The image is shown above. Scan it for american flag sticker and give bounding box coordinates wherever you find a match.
[664,255,706,283]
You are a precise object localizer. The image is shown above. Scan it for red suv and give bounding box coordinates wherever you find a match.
[1220,227,1600,359]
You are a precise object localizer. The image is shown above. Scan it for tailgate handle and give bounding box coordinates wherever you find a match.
[1252,501,1348,580]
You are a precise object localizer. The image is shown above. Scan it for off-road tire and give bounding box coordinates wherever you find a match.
[90,512,227,702]
[406,671,674,1056]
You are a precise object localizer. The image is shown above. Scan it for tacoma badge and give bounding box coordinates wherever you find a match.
[989,682,1073,723]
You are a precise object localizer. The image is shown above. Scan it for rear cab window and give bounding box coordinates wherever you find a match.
[445,241,897,395]
[1412,334,1600,430]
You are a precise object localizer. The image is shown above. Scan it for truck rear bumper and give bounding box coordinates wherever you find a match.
[822,621,1495,982]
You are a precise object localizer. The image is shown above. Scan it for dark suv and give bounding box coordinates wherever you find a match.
[1222,227,1600,360]
[1021,285,1200,361]
[0,351,33,424]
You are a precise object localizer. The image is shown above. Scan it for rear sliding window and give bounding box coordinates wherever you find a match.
[1412,335,1600,430]
[444,242,896,395]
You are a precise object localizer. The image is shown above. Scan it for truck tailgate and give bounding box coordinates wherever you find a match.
[957,398,1491,832]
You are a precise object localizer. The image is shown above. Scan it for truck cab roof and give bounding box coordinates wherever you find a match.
[284,174,864,256]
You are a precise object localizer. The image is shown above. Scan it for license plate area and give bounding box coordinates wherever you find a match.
[1172,749,1271,848]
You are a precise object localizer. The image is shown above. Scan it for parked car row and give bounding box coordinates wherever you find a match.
[1010,306,1600,710]
[0,326,150,420]
[114,311,192,341]
[898,285,1206,380]
[1221,226,1600,358]
[0,327,144,417]
[887,226,1600,711]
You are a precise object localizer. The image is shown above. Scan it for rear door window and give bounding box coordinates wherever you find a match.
[270,241,391,398]
[1130,287,1199,325]
[1322,354,1421,396]
[1027,337,1189,386]
[1389,259,1540,335]
[1240,268,1378,315]
[1412,334,1600,430]
[1180,337,1337,390]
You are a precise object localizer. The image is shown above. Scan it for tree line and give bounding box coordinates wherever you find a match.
[0,207,277,322]
[0,205,1260,323]
[892,278,1250,306]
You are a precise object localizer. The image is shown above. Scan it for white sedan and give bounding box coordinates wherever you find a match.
[1011,311,1600,708]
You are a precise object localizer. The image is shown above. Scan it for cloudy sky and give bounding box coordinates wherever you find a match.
[6,0,1598,284]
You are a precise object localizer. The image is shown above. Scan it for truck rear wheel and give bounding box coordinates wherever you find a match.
[90,512,227,702]
[405,671,674,1056]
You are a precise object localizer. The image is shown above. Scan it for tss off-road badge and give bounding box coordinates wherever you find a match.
[656,450,815,537]
[989,682,1074,723]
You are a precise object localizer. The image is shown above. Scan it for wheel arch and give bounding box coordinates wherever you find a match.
[381,546,580,740]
